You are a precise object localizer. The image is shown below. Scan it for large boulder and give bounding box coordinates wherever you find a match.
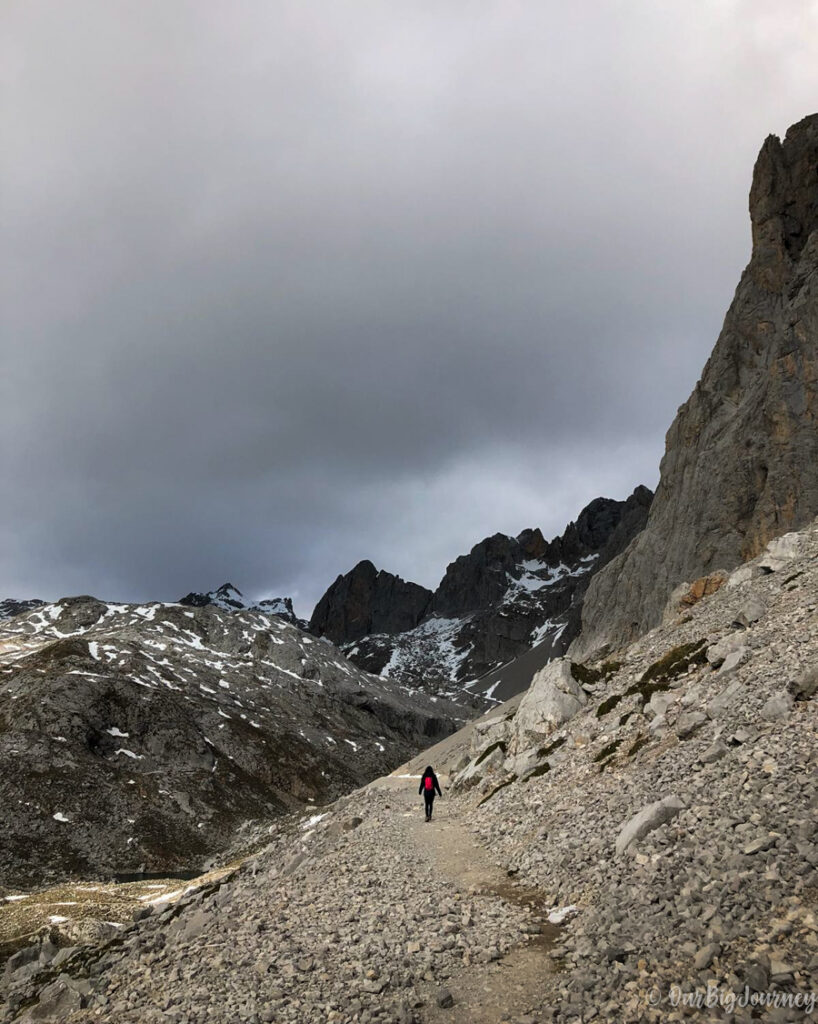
[511,659,586,751]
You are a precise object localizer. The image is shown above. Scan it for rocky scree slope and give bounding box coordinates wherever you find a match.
[445,518,818,1020]
[2,518,817,1023]
[0,598,464,888]
[575,112,818,659]
[311,488,652,701]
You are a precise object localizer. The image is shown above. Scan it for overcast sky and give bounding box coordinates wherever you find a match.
[3,2,818,615]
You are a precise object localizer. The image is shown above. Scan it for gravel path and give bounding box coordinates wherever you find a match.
[4,777,557,1024]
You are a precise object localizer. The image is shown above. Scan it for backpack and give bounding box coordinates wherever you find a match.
[424,775,434,791]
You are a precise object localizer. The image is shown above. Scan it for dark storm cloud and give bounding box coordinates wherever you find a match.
[3,1,818,613]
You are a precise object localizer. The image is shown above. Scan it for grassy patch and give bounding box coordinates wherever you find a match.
[638,640,707,685]
[536,735,566,758]
[595,692,624,718]
[526,762,552,781]
[626,736,650,758]
[593,737,623,763]
[474,740,506,766]
[477,775,517,806]
[570,660,622,687]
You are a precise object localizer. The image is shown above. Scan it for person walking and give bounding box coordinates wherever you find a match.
[419,765,442,821]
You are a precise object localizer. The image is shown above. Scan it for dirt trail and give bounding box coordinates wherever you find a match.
[371,774,559,1023]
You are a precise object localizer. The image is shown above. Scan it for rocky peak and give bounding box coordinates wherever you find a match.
[573,114,818,658]
[178,583,302,626]
[430,534,523,617]
[750,114,818,280]
[308,561,433,645]
[0,597,45,621]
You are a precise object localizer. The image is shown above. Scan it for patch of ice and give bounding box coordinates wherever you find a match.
[52,812,70,823]
[106,727,129,738]
[302,813,328,829]
[114,749,142,760]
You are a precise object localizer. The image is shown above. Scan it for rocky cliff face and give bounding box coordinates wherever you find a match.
[573,114,818,658]
[313,488,652,698]
[309,561,432,644]
[0,597,464,887]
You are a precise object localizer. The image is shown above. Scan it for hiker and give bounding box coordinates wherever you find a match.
[419,765,442,821]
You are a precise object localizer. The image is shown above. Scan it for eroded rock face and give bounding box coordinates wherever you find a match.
[574,114,818,658]
[309,561,432,644]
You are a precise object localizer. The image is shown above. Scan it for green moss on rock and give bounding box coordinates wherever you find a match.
[593,737,624,763]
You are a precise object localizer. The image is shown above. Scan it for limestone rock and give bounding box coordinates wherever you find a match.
[512,659,586,749]
[573,114,818,658]
[615,796,685,855]
[309,561,432,644]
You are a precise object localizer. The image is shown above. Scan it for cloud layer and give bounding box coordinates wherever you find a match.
[3,1,818,613]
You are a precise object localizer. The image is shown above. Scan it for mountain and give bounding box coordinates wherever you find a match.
[573,113,818,658]
[0,596,465,888]
[5,517,817,1021]
[310,487,652,700]
[310,562,432,643]
[178,583,306,628]
[0,599,44,621]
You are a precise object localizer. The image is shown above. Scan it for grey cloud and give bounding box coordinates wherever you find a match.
[3,1,817,614]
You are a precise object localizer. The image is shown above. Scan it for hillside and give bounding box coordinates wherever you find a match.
[0,597,465,888]
[2,517,816,1022]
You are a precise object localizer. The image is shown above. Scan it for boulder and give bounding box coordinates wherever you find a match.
[758,532,802,572]
[706,635,746,667]
[615,795,685,854]
[511,659,586,750]
[707,679,744,719]
[732,597,766,629]
[789,666,818,701]
[726,563,768,589]
[760,692,794,722]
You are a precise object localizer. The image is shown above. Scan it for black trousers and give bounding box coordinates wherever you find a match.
[424,792,435,818]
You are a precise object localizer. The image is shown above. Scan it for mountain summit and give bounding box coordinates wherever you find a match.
[574,113,818,657]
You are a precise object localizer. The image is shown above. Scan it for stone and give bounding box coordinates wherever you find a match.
[693,943,721,970]
[758,532,802,572]
[707,678,744,718]
[699,740,729,764]
[716,647,749,677]
[706,635,746,667]
[676,711,707,739]
[30,978,84,1019]
[615,796,685,854]
[732,597,766,628]
[436,987,455,1008]
[512,659,587,747]
[789,665,818,701]
[760,692,794,721]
